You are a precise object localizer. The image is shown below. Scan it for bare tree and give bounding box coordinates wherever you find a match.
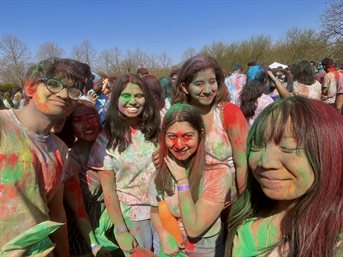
[158,51,172,70]
[321,0,343,43]
[35,42,64,61]
[70,40,97,68]
[280,28,327,63]
[96,48,122,76]
[181,47,197,62]
[0,34,31,86]
[121,48,149,73]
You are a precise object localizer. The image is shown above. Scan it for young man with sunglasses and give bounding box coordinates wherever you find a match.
[0,58,92,256]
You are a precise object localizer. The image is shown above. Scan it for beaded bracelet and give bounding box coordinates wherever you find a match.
[115,225,128,234]
[177,184,190,192]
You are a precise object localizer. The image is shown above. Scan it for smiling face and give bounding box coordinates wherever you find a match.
[182,68,218,107]
[118,83,145,119]
[248,120,314,204]
[165,121,200,161]
[28,80,78,118]
[72,105,100,142]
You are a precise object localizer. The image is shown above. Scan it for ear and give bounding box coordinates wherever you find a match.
[181,83,189,94]
[24,80,38,97]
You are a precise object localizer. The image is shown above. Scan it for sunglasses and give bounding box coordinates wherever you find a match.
[41,78,82,100]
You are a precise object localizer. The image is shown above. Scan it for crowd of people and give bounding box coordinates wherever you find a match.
[0,55,342,257]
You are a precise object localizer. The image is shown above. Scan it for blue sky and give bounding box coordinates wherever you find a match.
[0,0,327,64]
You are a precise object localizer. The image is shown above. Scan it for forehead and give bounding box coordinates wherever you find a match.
[121,82,142,93]
[73,105,97,117]
[254,115,294,143]
[166,121,197,133]
[192,68,215,80]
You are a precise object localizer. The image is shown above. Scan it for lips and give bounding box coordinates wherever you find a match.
[126,106,140,113]
[83,129,96,134]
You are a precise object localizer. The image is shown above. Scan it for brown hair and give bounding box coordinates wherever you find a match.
[171,55,229,105]
[154,103,205,201]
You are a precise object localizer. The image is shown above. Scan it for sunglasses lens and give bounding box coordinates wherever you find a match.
[46,79,63,93]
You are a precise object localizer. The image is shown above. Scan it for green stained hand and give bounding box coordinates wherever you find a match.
[159,232,180,256]
[115,231,137,253]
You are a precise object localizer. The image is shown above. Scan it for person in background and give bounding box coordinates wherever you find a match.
[268,60,322,100]
[150,103,231,256]
[321,57,342,104]
[2,91,14,108]
[0,57,91,256]
[225,64,247,105]
[86,72,109,126]
[239,65,274,127]
[142,74,167,117]
[170,67,180,89]
[159,76,173,109]
[225,96,343,257]
[87,74,160,256]
[136,67,149,78]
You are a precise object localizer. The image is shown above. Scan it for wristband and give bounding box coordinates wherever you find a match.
[90,244,98,250]
[272,79,277,83]
[115,225,128,234]
[177,184,190,192]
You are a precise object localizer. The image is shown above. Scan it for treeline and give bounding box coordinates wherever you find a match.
[1,6,343,89]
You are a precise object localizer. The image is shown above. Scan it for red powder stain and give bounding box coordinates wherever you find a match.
[65,176,87,218]
[0,153,19,167]
[185,240,196,255]
[0,184,18,199]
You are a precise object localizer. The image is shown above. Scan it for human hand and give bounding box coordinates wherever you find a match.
[152,149,161,169]
[87,91,98,104]
[164,156,187,183]
[160,232,180,256]
[116,231,137,254]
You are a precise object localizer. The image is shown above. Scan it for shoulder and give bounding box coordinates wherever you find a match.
[219,102,246,127]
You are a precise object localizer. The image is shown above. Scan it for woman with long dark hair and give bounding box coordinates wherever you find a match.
[239,65,274,127]
[87,74,160,256]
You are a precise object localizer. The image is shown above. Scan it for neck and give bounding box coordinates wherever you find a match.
[14,102,54,135]
[191,101,214,115]
[274,200,295,214]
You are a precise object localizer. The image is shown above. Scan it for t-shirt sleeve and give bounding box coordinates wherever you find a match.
[200,163,231,203]
[222,102,248,144]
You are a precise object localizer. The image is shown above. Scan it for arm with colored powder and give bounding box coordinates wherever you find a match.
[164,156,230,238]
[222,103,248,194]
[335,94,343,113]
[98,169,137,253]
[48,184,70,257]
[64,174,111,257]
[267,71,291,99]
[150,206,181,256]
